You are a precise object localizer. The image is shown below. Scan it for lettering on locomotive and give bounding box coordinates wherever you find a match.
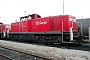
[36,21,47,25]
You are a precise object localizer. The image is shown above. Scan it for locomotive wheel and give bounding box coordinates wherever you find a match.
[10,35,15,41]
[36,35,45,44]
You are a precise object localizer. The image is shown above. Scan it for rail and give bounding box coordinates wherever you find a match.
[0,54,13,60]
[0,46,50,60]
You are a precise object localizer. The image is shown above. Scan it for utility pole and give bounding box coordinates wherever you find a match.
[82,16,83,19]
[63,0,64,15]
[24,11,26,16]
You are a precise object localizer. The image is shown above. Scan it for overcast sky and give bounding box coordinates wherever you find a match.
[0,0,90,24]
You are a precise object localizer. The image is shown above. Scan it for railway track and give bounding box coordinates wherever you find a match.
[0,40,90,60]
[47,43,90,51]
[1,39,90,51]
[0,46,49,60]
[24,40,90,51]
[0,54,12,60]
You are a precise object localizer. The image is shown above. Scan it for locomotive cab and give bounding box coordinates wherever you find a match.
[20,14,41,21]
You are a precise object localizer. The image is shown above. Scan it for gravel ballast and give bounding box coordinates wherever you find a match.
[0,40,90,60]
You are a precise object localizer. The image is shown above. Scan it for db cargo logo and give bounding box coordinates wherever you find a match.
[36,21,47,25]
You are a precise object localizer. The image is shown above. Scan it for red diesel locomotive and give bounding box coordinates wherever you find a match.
[0,14,81,44]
